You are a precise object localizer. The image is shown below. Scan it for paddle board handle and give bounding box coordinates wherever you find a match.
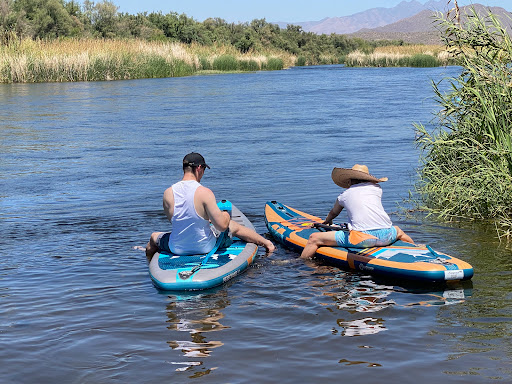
[218,199,232,217]
[426,245,439,257]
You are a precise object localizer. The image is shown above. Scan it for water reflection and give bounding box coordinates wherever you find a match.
[164,290,229,374]
[333,317,388,336]
[329,281,397,313]
[326,275,395,336]
[309,263,473,337]
[338,357,382,367]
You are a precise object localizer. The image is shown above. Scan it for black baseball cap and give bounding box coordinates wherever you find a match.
[183,152,210,169]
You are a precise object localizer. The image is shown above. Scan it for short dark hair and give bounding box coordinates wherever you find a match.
[183,163,203,172]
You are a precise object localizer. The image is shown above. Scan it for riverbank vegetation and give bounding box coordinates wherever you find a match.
[0,38,295,82]
[345,45,454,67]
[0,0,448,82]
[414,5,512,238]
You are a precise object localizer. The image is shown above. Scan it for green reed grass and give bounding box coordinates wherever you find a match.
[408,54,440,67]
[198,56,211,70]
[414,8,512,238]
[262,57,283,71]
[0,53,195,82]
[238,59,259,71]
[345,52,444,67]
[296,56,307,66]
[0,40,197,82]
[212,55,238,71]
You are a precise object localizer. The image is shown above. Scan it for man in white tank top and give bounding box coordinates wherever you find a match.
[145,153,274,260]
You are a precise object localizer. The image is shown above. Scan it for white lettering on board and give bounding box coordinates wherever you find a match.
[444,270,464,280]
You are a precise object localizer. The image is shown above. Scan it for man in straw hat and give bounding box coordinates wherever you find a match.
[145,152,274,261]
[301,164,414,259]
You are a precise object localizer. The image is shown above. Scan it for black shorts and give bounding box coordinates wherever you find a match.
[156,229,233,254]
[155,232,172,252]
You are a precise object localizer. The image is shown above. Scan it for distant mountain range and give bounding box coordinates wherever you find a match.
[274,1,447,34]
[274,1,512,44]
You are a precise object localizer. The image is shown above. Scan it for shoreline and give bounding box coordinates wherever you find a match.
[0,39,295,83]
[0,39,451,84]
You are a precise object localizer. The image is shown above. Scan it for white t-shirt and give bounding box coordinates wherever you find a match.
[337,182,393,231]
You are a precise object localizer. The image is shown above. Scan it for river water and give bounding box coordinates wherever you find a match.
[1,66,511,383]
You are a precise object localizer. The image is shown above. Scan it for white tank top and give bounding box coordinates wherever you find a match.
[168,180,216,255]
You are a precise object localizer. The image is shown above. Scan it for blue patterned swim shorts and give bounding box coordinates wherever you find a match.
[335,227,398,248]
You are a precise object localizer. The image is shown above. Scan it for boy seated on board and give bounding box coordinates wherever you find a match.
[301,164,414,259]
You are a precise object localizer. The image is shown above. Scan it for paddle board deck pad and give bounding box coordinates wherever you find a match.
[149,201,258,290]
[265,201,473,283]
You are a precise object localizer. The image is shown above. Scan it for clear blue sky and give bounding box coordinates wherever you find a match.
[112,0,512,23]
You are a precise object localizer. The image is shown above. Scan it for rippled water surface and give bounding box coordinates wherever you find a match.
[1,66,511,383]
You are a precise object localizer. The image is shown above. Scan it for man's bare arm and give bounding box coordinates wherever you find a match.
[197,187,230,231]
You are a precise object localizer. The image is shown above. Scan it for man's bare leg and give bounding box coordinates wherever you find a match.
[229,221,275,253]
[394,226,415,244]
[145,232,164,262]
[300,231,338,259]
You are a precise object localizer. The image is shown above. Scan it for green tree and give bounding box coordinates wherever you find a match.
[234,29,254,53]
[278,25,307,54]
[249,18,281,50]
[13,0,79,38]
[175,13,212,44]
[117,12,163,40]
[64,0,79,17]
[89,0,118,38]
[203,17,231,44]
[146,11,179,39]
[0,0,19,44]
[0,0,15,30]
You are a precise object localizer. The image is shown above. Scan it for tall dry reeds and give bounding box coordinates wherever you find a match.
[345,45,454,67]
[0,38,295,83]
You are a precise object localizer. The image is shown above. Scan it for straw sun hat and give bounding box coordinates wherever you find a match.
[331,164,388,189]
